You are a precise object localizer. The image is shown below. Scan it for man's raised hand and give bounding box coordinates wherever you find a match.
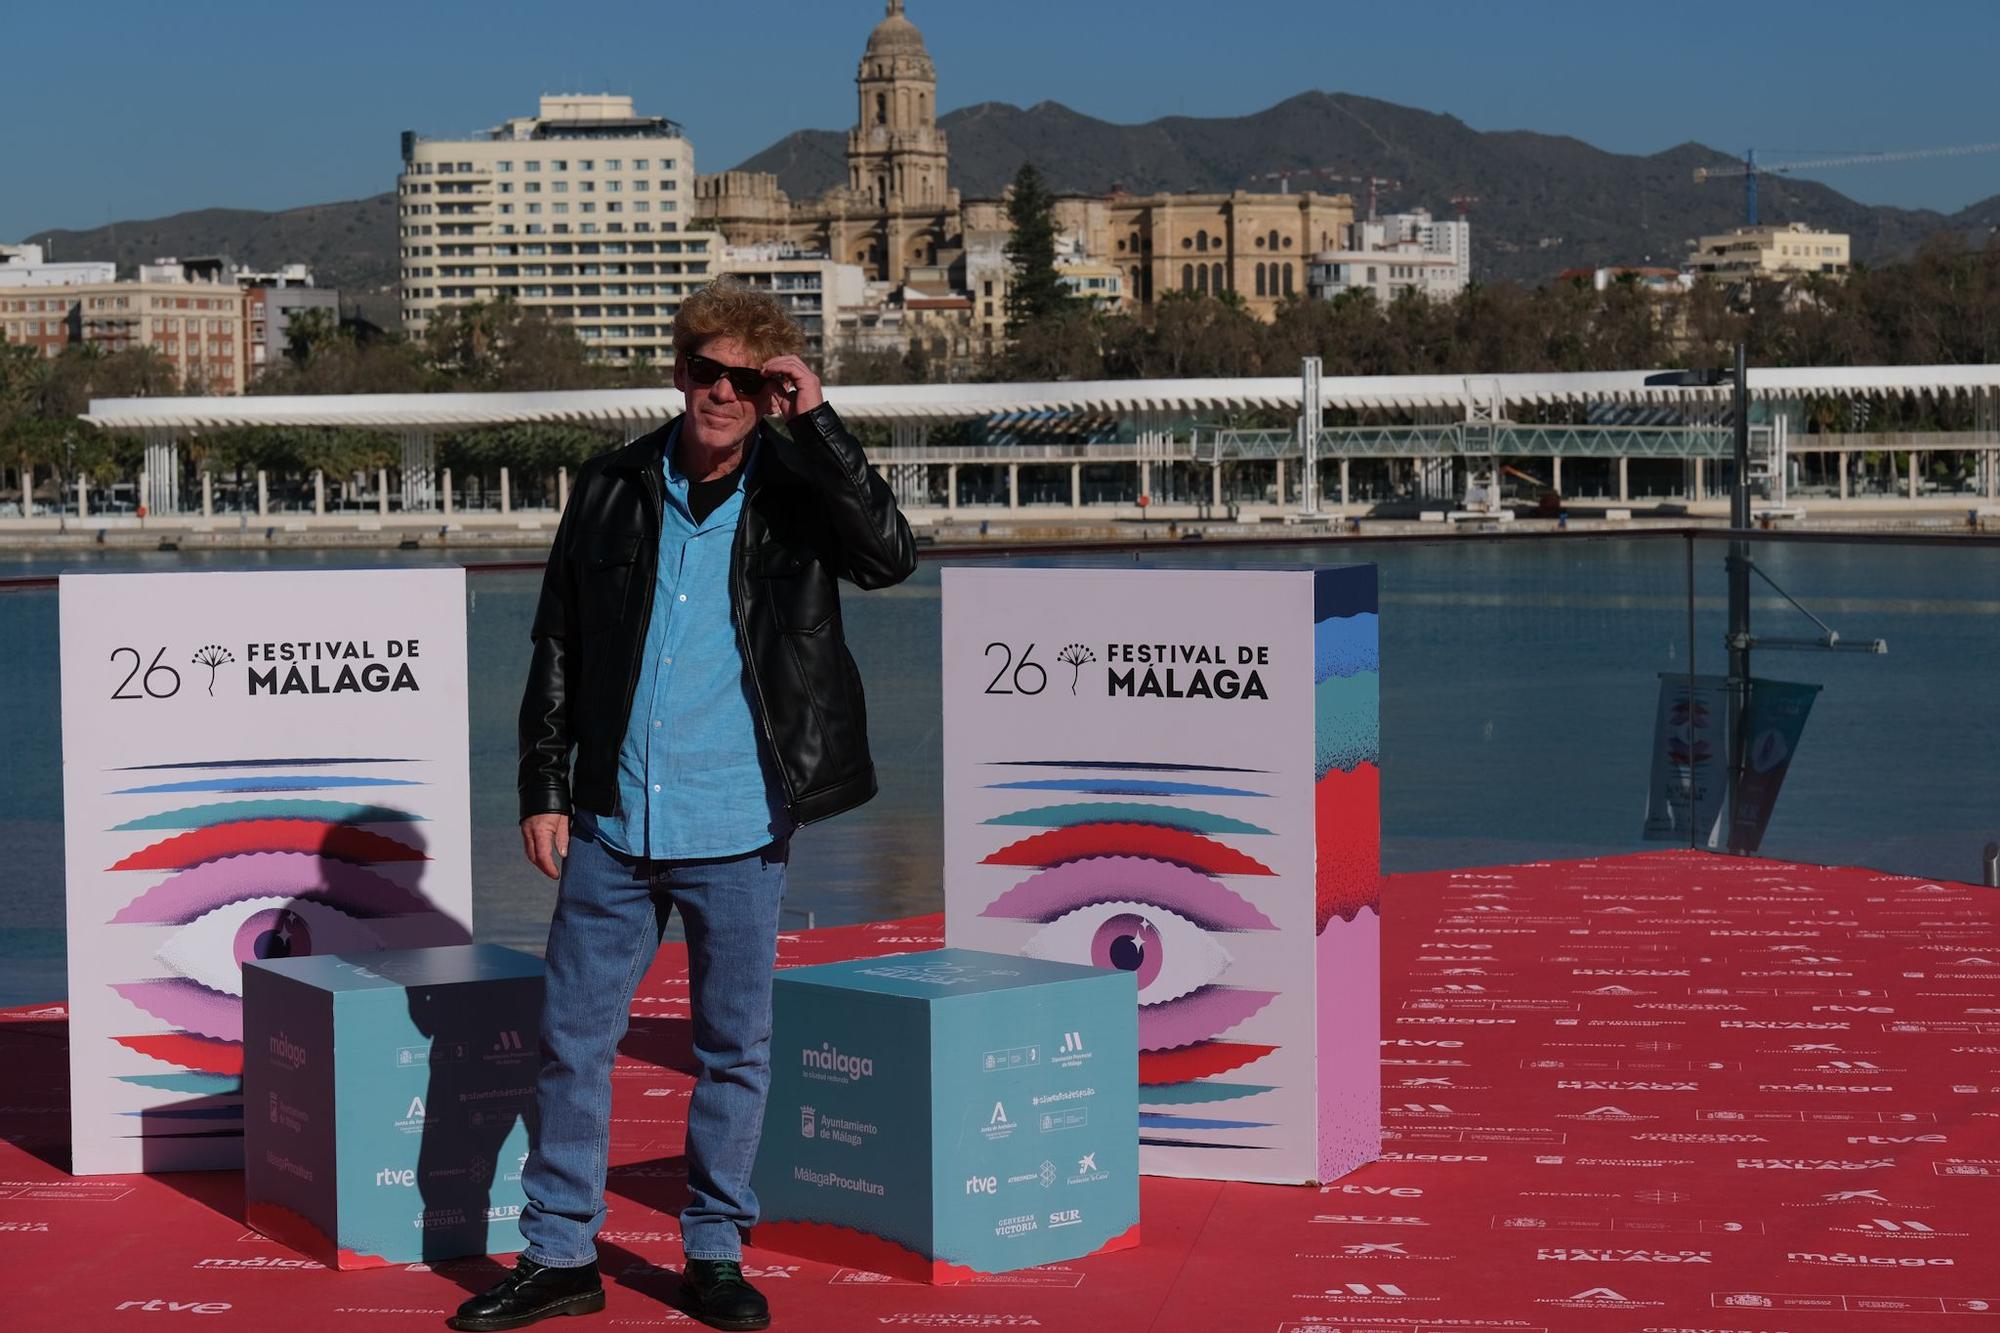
[759,354,824,421]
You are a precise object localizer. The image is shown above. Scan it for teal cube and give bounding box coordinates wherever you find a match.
[242,945,542,1269]
[753,948,1138,1282]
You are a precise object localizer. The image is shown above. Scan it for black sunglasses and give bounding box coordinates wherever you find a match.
[683,352,771,397]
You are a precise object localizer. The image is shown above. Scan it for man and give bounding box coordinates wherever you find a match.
[452,280,916,1333]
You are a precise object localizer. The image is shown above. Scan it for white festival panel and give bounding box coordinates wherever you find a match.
[60,569,474,1175]
[942,564,1382,1185]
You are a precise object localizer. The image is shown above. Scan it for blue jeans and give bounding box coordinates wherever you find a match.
[518,823,788,1266]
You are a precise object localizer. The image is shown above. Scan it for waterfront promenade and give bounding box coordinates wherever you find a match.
[1,362,1990,546]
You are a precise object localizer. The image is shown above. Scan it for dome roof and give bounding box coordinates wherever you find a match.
[864,2,928,56]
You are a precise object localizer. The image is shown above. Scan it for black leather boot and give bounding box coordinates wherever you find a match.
[679,1259,771,1331]
[447,1256,606,1331]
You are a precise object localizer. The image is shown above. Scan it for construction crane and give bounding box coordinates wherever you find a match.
[1695,143,2000,226]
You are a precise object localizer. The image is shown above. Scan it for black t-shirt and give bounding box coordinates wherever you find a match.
[685,467,743,525]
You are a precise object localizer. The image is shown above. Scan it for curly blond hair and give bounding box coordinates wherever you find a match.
[672,277,806,364]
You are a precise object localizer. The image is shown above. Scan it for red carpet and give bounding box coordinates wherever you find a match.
[4,851,1998,1332]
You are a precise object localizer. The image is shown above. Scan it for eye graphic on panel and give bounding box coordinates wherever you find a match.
[976,764,1282,1150]
[1314,603,1381,933]
[104,758,441,1139]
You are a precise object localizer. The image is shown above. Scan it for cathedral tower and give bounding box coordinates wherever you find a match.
[847,1,949,213]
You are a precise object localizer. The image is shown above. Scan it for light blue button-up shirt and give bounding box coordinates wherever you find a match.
[585,423,793,860]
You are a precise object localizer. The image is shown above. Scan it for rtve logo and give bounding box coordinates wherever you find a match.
[374,1167,416,1188]
[964,1175,997,1196]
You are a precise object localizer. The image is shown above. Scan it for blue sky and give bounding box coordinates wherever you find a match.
[6,0,1999,242]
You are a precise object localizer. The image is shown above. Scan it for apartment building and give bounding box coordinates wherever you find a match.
[716,245,868,364]
[1,244,117,359]
[1307,208,1472,304]
[399,94,722,362]
[0,243,116,290]
[1687,222,1851,281]
[244,276,339,380]
[78,261,249,392]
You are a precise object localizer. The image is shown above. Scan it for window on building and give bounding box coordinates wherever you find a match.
[1255,264,1266,296]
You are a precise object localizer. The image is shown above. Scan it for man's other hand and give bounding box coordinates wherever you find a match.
[521,813,571,880]
[759,353,824,421]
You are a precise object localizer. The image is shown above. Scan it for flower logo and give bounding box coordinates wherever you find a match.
[191,645,235,696]
[1056,643,1095,695]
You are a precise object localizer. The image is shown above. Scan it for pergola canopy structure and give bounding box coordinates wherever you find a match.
[81,364,2000,435]
[81,365,2000,518]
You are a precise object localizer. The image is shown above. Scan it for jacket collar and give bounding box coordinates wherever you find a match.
[607,414,798,499]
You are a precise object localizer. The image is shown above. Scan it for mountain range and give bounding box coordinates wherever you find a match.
[23,90,2000,329]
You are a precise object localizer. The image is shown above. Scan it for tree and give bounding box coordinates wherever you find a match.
[1003,163,1070,334]
[834,345,914,385]
[1004,305,1104,381]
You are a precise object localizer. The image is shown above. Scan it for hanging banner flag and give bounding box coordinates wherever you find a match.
[60,569,474,1176]
[1727,677,1822,853]
[1643,673,1728,846]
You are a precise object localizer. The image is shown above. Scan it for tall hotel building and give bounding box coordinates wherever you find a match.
[398,94,721,363]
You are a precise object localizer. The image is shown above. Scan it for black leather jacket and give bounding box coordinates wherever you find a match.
[517,403,917,828]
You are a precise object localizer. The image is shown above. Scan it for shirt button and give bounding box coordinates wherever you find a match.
[678,593,688,602]
[652,784,661,793]
[653,720,662,729]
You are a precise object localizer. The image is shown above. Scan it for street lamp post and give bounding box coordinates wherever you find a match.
[1725,341,1752,854]
[1648,343,1754,850]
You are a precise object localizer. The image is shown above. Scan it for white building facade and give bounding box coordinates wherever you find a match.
[398,94,723,362]
[0,243,116,290]
[1307,208,1470,304]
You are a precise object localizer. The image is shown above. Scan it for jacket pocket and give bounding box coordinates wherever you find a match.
[579,532,641,630]
[753,544,835,634]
